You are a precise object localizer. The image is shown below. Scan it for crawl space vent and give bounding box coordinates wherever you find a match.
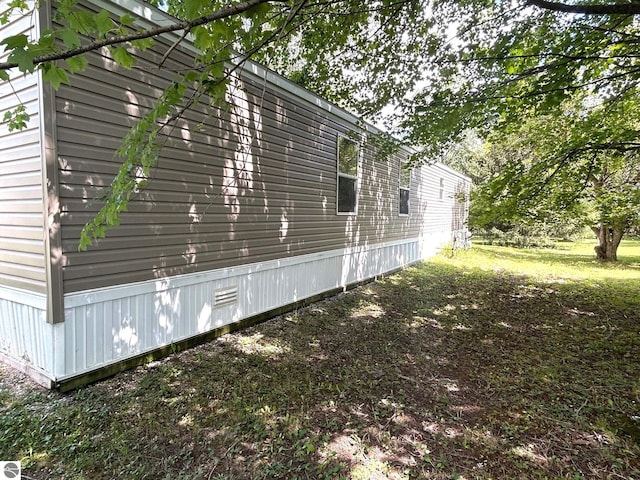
[214,286,238,307]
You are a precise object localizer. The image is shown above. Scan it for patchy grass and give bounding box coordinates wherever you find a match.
[1,241,639,479]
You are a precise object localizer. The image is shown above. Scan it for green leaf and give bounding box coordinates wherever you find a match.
[3,105,30,131]
[0,70,9,81]
[59,28,81,48]
[0,33,28,49]
[35,30,57,53]
[120,13,135,26]
[65,10,96,34]
[8,0,29,9]
[94,9,114,36]
[9,48,36,73]
[130,37,154,51]
[41,63,69,89]
[183,71,199,83]
[111,46,135,68]
[66,55,88,73]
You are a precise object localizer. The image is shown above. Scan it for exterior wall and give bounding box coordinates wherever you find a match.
[0,1,47,294]
[0,290,57,386]
[0,1,60,385]
[0,0,470,385]
[59,236,448,381]
[55,34,469,293]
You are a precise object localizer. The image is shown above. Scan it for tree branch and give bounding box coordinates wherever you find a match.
[0,0,286,71]
[526,0,640,15]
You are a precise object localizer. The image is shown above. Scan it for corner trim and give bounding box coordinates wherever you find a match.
[37,4,64,324]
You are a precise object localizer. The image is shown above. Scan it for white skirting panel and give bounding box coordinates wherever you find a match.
[60,235,449,380]
[0,286,57,385]
[2,234,450,384]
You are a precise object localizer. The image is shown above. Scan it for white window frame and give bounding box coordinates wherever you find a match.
[336,134,360,215]
[439,177,445,200]
[399,160,410,216]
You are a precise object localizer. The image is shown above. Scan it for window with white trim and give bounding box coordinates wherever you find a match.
[337,135,359,214]
[399,161,410,216]
[439,177,445,200]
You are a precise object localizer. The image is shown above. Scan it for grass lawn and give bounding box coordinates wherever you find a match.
[1,240,639,479]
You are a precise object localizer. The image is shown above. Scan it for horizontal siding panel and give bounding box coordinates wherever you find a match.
[58,155,337,191]
[55,127,336,176]
[0,225,44,241]
[0,198,43,214]
[0,8,34,40]
[0,0,46,294]
[55,113,336,169]
[60,218,357,241]
[61,247,329,292]
[59,224,380,251]
[61,207,343,227]
[0,123,41,149]
[0,212,43,227]
[57,152,337,191]
[59,181,334,209]
[0,170,42,188]
[58,161,337,196]
[0,80,39,104]
[0,156,42,174]
[62,229,380,268]
[0,273,47,294]
[55,8,470,293]
[0,185,43,201]
[57,84,338,154]
[0,236,45,254]
[58,54,341,142]
[0,249,46,268]
[0,260,46,281]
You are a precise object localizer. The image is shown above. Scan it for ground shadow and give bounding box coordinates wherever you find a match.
[1,256,639,479]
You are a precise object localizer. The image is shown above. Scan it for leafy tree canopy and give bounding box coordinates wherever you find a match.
[453,93,640,259]
[1,0,640,249]
[399,1,640,160]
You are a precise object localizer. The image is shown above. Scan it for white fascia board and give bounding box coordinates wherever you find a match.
[431,161,473,184]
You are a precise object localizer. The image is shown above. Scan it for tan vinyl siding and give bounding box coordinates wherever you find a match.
[55,9,469,293]
[0,2,47,293]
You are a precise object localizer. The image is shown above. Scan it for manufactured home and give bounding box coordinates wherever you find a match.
[0,0,471,389]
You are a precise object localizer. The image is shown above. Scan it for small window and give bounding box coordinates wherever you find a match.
[337,135,359,214]
[439,178,445,200]
[399,162,410,216]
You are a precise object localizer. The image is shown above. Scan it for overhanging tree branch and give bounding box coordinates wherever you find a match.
[0,0,286,71]
[526,0,640,15]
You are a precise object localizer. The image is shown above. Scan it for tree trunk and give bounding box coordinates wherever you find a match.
[591,225,624,261]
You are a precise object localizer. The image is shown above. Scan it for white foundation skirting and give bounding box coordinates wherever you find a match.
[0,287,58,385]
[0,234,449,384]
